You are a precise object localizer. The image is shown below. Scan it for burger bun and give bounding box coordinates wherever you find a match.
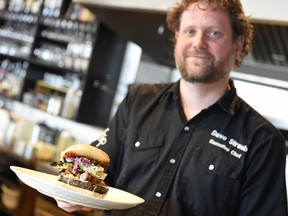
[61,144,110,169]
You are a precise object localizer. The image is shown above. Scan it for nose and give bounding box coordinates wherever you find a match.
[193,32,208,49]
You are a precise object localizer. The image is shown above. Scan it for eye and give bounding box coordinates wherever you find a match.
[185,28,196,36]
[207,30,221,38]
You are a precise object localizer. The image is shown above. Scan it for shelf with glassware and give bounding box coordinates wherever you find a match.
[0,12,95,120]
[32,16,97,74]
[0,11,38,60]
[0,0,128,127]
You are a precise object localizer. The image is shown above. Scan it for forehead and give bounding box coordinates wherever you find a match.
[181,3,231,29]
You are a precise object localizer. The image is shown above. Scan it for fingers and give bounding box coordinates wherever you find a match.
[56,200,94,212]
[56,200,82,212]
[81,206,95,211]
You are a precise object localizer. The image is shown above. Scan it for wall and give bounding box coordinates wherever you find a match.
[241,0,288,22]
[232,72,288,131]
[110,42,142,118]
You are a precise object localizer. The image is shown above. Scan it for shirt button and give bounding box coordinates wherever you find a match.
[208,164,215,171]
[184,126,190,131]
[155,192,162,198]
[170,158,176,164]
[134,141,140,148]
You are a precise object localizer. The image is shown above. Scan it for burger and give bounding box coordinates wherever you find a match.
[50,144,110,197]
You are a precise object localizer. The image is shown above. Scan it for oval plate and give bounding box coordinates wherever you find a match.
[10,166,144,210]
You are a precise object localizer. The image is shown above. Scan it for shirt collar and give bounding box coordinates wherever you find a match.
[157,80,180,103]
[217,79,238,115]
[165,79,238,115]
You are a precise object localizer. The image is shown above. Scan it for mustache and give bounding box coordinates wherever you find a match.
[185,50,214,59]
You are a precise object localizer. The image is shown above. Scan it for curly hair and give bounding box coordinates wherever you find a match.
[166,0,254,67]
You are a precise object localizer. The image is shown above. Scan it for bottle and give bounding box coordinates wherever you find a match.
[47,93,63,116]
[53,130,74,161]
[61,88,82,119]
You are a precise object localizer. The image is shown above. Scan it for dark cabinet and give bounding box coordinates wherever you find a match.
[78,23,127,126]
[0,0,127,127]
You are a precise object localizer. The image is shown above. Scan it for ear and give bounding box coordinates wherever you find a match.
[175,31,179,41]
[234,35,245,58]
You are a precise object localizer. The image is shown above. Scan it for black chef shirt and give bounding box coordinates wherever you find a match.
[96,80,288,216]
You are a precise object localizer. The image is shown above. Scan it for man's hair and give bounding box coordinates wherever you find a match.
[166,0,254,67]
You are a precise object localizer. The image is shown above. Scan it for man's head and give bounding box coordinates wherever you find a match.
[166,0,254,84]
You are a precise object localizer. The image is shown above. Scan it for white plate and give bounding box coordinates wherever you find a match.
[10,166,144,210]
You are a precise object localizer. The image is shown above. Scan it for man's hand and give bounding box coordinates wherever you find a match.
[56,199,94,212]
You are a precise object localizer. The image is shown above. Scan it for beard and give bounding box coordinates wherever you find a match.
[175,48,235,84]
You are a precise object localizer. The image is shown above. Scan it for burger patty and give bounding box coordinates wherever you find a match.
[59,175,109,194]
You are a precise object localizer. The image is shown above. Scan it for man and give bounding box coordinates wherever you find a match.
[57,0,288,215]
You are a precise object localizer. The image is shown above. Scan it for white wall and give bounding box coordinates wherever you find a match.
[241,0,288,22]
[233,78,288,130]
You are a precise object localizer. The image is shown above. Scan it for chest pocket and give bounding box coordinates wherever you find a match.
[129,130,164,164]
[120,130,164,191]
[178,145,244,215]
[192,144,243,179]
